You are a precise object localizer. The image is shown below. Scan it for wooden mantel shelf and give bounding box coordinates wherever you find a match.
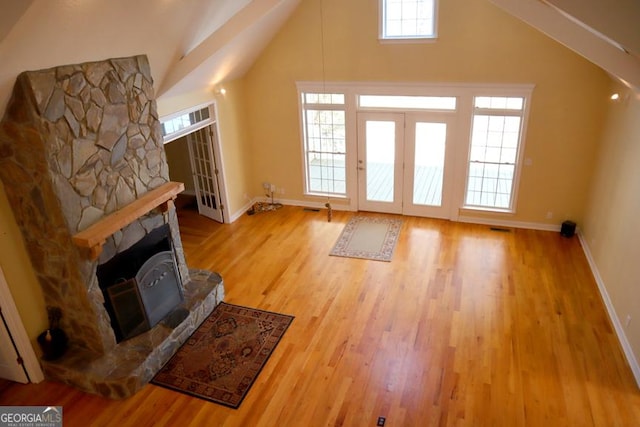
[72,181,184,260]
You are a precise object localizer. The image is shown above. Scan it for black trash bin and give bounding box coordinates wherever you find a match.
[561,220,576,238]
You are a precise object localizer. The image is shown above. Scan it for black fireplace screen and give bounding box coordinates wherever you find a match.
[97,224,183,342]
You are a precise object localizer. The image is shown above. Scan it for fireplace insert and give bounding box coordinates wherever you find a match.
[97,224,183,342]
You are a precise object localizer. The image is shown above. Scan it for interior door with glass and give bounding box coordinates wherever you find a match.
[402,113,455,219]
[357,113,404,214]
[186,126,224,223]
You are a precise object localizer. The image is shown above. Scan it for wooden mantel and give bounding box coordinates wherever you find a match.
[72,181,185,260]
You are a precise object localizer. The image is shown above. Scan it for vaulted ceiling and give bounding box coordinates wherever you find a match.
[0,0,300,116]
[489,0,640,91]
[1,0,638,114]
[159,0,301,98]
[0,0,34,42]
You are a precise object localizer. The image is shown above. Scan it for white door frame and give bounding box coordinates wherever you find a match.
[0,266,44,383]
[356,111,457,219]
[162,102,230,223]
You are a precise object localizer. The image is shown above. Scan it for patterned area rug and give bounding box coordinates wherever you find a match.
[152,302,293,408]
[330,216,402,262]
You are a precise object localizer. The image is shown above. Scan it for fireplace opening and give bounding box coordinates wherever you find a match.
[97,224,183,342]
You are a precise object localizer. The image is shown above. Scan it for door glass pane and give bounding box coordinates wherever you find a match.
[365,121,395,202]
[413,122,446,206]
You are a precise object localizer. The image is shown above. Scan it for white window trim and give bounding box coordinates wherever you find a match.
[461,89,533,214]
[296,81,534,216]
[296,83,357,201]
[379,0,439,43]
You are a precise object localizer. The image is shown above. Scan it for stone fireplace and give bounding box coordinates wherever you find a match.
[0,55,224,398]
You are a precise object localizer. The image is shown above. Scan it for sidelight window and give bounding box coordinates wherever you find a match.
[300,92,347,196]
[464,96,527,211]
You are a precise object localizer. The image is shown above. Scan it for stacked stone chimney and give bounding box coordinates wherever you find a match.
[0,55,223,398]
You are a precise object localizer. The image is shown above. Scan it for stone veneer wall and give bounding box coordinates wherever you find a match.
[0,55,191,356]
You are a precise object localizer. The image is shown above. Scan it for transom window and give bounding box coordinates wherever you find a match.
[359,95,455,110]
[161,105,213,144]
[464,97,526,211]
[300,92,347,197]
[380,0,438,40]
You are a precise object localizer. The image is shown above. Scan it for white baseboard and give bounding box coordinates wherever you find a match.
[263,197,354,211]
[577,231,640,388]
[227,197,354,223]
[229,199,256,223]
[457,215,561,232]
[231,198,561,229]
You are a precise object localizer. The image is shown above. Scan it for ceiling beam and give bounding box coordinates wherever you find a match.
[489,0,640,92]
[158,0,300,98]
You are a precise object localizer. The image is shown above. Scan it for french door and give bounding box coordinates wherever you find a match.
[357,112,455,218]
[186,126,224,223]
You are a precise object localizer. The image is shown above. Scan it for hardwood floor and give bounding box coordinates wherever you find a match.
[2,206,640,426]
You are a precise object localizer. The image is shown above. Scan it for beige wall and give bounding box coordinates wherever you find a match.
[0,186,47,342]
[582,83,640,374]
[214,79,254,218]
[165,138,196,194]
[160,80,253,219]
[243,0,611,224]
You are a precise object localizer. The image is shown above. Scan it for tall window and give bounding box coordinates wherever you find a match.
[465,96,526,211]
[381,0,437,40]
[300,92,347,196]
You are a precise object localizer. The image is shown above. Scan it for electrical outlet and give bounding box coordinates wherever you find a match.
[625,315,632,327]
[279,188,285,195]
[546,211,553,219]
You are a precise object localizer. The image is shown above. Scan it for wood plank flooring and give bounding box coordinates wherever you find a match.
[2,206,640,426]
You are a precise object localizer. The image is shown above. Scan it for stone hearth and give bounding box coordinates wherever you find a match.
[0,55,224,398]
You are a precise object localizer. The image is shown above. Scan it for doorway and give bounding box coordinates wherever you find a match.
[162,103,227,223]
[357,112,456,219]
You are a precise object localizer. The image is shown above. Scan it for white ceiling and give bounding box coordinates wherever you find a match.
[0,0,33,42]
[0,0,300,117]
[1,0,638,114]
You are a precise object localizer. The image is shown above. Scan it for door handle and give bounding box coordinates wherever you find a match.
[358,167,364,170]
